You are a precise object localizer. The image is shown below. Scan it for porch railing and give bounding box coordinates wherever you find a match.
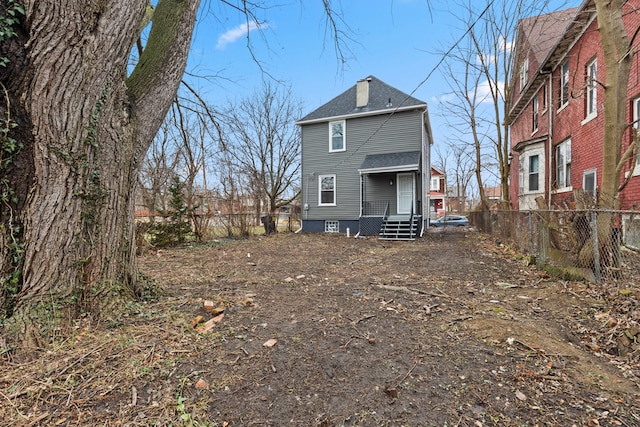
[362,200,390,217]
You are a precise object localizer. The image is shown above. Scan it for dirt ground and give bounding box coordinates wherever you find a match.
[2,228,640,426]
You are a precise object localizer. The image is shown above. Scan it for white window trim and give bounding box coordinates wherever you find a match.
[329,120,346,153]
[583,58,597,123]
[633,97,640,176]
[583,168,597,198]
[527,154,540,193]
[520,57,529,91]
[318,174,337,206]
[532,96,539,135]
[324,220,339,233]
[430,177,440,191]
[559,61,569,110]
[555,138,572,191]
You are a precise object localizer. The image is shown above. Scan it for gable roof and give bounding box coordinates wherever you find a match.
[297,75,427,124]
[509,7,579,120]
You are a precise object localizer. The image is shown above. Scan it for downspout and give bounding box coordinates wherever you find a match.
[547,73,553,209]
[297,172,314,233]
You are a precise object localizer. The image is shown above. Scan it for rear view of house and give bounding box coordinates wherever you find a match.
[296,76,434,239]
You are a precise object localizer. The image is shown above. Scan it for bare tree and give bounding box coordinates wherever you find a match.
[0,0,352,346]
[439,0,557,210]
[219,81,302,230]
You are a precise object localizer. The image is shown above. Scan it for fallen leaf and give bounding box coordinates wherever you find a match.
[241,298,254,306]
[263,338,277,347]
[515,390,527,401]
[211,306,225,316]
[384,386,398,399]
[191,315,204,329]
[212,313,225,322]
[195,379,209,390]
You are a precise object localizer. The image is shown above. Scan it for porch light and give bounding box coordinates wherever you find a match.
[389,179,394,186]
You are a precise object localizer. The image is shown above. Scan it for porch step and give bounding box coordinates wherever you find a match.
[379,216,421,240]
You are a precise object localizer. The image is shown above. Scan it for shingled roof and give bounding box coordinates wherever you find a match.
[297,76,426,124]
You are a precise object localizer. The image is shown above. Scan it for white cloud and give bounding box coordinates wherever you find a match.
[431,93,457,104]
[474,79,504,104]
[216,21,265,50]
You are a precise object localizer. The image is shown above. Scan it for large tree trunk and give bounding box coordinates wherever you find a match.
[0,0,199,346]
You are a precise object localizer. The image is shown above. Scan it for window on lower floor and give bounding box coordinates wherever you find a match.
[318,174,336,206]
[555,138,571,189]
[529,154,539,191]
[324,220,339,233]
[583,169,596,198]
[634,97,640,172]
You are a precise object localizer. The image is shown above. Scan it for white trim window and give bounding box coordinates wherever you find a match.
[555,138,572,190]
[529,154,540,192]
[532,96,539,133]
[560,61,569,108]
[583,168,596,198]
[634,97,640,175]
[585,58,597,119]
[518,156,525,195]
[430,176,440,191]
[520,57,529,91]
[329,120,346,152]
[318,174,336,206]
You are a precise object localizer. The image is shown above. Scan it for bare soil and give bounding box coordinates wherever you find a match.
[2,229,640,426]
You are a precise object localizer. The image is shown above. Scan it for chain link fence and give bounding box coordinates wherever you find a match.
[469,209,640,283]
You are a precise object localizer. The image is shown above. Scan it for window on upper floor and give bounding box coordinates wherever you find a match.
[520,57,529,91]
[555,138,571,190]
[329,121,346,152]
[585,58,597,120]
[560,61,569,109]
[529,154,540,192]
[430,177,440,191]
[633,97,640,174]
[583,168,596,199]
[532,96,539,133]
[318,174,336,206]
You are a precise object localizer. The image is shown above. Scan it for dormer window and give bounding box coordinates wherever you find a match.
[519,57,529,91]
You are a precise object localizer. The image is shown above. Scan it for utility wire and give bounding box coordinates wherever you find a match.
[320,0,495,173]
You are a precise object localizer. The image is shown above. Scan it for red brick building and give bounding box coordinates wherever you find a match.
[509,0,640,211]
[429,166,447,218]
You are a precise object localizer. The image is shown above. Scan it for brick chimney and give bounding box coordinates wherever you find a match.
[356,77,371,107]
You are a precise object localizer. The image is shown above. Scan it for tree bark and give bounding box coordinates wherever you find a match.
[1,0,199,346]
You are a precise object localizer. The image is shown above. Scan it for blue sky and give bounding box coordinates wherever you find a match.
[184,0,579,185]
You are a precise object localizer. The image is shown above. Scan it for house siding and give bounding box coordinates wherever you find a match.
[301,109,425,223]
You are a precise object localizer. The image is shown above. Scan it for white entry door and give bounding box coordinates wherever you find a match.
[397,173,415,214]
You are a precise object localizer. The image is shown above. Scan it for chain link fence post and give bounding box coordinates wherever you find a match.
[591,211,601,284]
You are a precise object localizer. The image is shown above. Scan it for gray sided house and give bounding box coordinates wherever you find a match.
[296,76,434,239]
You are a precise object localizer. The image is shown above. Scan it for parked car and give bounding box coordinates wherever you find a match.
[430,215,469,227]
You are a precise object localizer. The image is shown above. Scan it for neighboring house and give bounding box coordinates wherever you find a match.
[296,76,434,239]
[509,1,640,211]
[446,186,468,214]
[429,167,447,219]
[484,186,503,209]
